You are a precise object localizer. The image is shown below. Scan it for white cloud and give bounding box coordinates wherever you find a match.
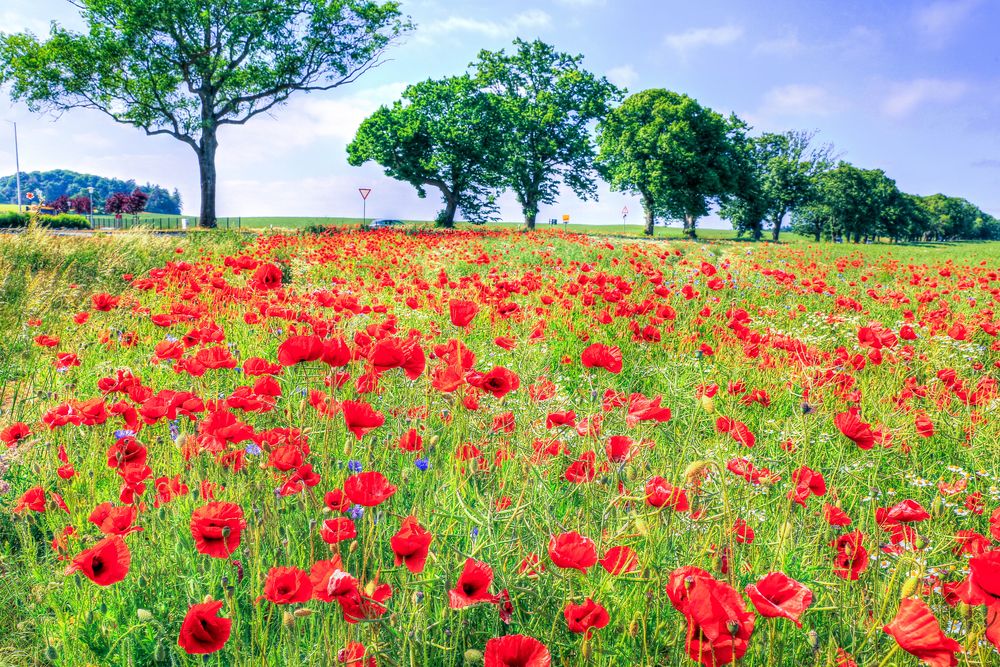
[758,84,845,118]
[663,24,743,56]
[554,0,606,6]
[606,65,638,90]
[881,79,968,117]
[914,0,982,47]
[419,9,551,40]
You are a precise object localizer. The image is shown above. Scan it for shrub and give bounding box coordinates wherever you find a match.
[0,212,91,229]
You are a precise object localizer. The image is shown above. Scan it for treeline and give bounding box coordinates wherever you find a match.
[0,170,181,215]
[350,39,998,242]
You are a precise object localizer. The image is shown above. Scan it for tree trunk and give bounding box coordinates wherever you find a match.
[771,208,786,242]
[813,229,821,242]
[683,214,697,239]
[439,189,457,228]
[752,221,762,242]
[525,210,536,231]
[643,197,655,236]
[197,129,218,228]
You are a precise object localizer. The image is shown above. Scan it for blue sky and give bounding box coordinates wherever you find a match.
[2,0,999,225]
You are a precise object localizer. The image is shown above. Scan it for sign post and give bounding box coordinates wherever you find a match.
[562,214,570,226]
[621,205,629,234]
[358,188,372,228]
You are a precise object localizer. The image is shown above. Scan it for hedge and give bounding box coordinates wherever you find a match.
[0,212,92,230]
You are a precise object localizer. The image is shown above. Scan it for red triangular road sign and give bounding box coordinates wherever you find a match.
[359,188,372,200]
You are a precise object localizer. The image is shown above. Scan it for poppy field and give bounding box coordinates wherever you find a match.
[2,228,1000,667]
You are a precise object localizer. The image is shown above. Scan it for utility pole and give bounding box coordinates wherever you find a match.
[6,121,22,213]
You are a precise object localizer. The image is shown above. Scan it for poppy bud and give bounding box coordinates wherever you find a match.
[349,540,359,553]
[99,602,107,614]
[931,496,944,518]
[899,576,919,598]
[726,619,740,637]
[84,611,94,624]
[282,611,295,628]
[293,608,314,618]
[807,630,819,651]
[44,646,58,662]
[628,619,640,636]
[683,460,709,485]
[153,640,168,663]
[958,602,972,618]
[463,649,484,666]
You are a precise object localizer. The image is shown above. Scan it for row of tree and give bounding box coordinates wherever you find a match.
[1,2,993,239]
[349,40,998,241]
[0,170,180,214]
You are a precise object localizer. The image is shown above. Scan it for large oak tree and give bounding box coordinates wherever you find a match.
[347,75,502,227]
[597,89,745,238]
[0,0,409,227]
[473,39,620,231]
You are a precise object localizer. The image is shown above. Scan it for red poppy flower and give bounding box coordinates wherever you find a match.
[883,598,961,667]
[321,517,357,544]
[449,558,499,608]
[66,535,131,586]
[834,408,875,449]
[581,343,623,374]
[0,421,30,447]
[449,299,479,327]
[745,572,813,627]
[681,575,755,667]
[260,566,312,604]
[14,486,46,513]
[599,545,638,575]
[343,471,397,506]
[88,502,142,536]
[564,598,610,637]
[547,531,598,572]
[308,556,345,602]
[469,366,521,398]
[341,400,385,439]
[715,416,755,448]
[830,531,869,580]
[277,335,325,366]
[645,477,690,511]
[390,516,433,573]
[483,634,551,667]
[190,502,246,558]
[249,262,283,290]
[666,566,715,613]
[337,642,376,667]
[823,504,853,527]
[178,599,232,654]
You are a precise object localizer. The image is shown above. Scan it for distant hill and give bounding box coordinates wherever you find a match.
[0,169,182,214]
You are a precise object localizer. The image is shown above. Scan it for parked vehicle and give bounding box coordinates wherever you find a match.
[369,218,403,229]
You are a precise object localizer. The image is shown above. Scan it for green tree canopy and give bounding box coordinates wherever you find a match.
[0,169,181,214]
[0,0,409,227]
[347,75,502,227]
[722,130,834,241]
[596,89,746,237]
[473,39,620,230]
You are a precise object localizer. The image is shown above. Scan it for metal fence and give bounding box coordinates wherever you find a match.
[89,215,242,230]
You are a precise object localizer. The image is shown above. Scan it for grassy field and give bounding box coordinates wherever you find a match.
[0,227,998,666]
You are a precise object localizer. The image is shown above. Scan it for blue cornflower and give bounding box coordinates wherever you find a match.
[471,527,479,543]
[168,420,180,441]
[415,458,430,471]
[348,460,363,474]
[114,429,136,440]
[245,443,262,456]
[349,505,364,520]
